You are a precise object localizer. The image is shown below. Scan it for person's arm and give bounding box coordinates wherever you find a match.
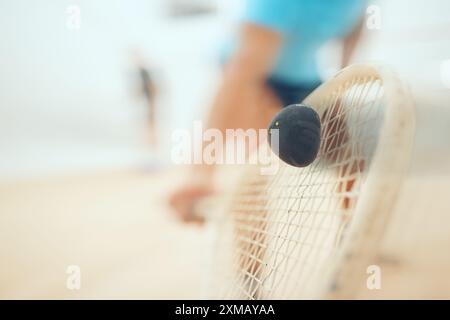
[207,23,282,131]
[341,18,365,68]
[147,77,157,109]
[170,23,283,223]
[192,23,282,174]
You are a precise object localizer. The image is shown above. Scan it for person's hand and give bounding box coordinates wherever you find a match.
[169,181,213,225]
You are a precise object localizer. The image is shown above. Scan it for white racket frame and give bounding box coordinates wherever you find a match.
[302,64,415,298]
[206,64,415,299]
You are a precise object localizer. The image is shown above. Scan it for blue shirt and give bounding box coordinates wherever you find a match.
[224,0,366,84]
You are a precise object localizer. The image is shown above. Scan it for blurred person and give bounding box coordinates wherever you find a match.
[131,49,159,147]
[170,0,367,223]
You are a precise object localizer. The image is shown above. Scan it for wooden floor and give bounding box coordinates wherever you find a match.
[0,169,211,299]
[1,153,450,299]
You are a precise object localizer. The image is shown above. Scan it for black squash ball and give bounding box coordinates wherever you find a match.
[268,104,321,167]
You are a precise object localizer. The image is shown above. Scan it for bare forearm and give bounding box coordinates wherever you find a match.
[342,19,364,67]
[192,23,282,176]
[207,74,267,132]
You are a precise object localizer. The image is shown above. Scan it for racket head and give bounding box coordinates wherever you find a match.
[207,64,415,299]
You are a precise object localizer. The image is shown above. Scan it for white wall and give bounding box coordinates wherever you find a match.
[0,0,224,179]
[0,0,449,179]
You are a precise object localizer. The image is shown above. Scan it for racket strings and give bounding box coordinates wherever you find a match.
[212,76,385,299]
